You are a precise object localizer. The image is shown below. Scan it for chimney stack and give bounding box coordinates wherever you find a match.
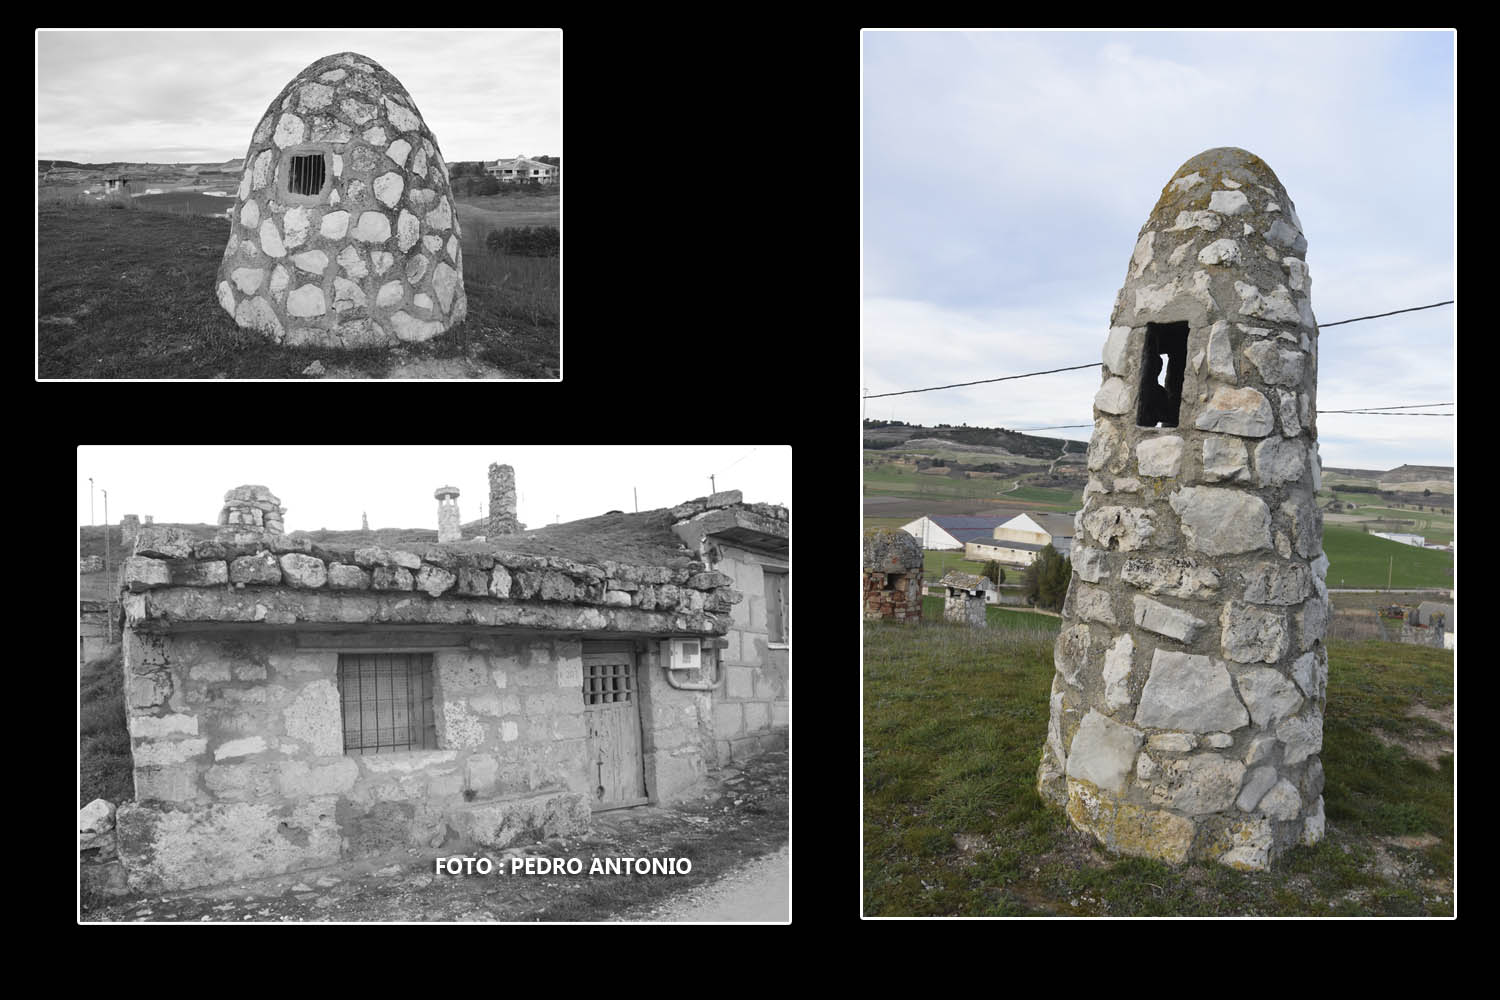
[488,464,523,536]
[435,486,461,543]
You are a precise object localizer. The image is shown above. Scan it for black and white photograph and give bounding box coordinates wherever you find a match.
[39,29,560,380]
[79,446,788,922]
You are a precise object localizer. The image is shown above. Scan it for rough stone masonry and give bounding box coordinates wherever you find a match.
[1036,148,1328,871]
[215,52,466,348]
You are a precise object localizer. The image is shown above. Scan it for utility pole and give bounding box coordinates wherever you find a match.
[103,489,111,644]
[710,474,716,494]
[89,477,94,525]
[633,487,638,513]
[1387,555,1393,592]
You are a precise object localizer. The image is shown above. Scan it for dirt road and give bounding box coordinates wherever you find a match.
[625,844,788,922]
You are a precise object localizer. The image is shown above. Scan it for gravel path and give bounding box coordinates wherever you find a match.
[625,844,788,922]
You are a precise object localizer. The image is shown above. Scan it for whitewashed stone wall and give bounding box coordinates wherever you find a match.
[215,51,466,349]
[1038,147,1327,871]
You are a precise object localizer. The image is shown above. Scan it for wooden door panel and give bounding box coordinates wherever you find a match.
[582,646,646,809]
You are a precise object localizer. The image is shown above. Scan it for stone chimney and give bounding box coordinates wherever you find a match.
[863,529,923,623]
[435,486,461,543]
[487,463,522,536]
[120,514,141,548]
[216,485,285,544]
[1037,147,1326,873]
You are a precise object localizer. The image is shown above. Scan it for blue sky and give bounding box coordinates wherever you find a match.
[861,30,1455,472]
[37,29,559,165]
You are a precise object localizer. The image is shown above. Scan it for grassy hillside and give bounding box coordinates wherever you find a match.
[864,617,1452,916]
[38,203,557,379]
[80,645,131,807]
[1321,524,1453,589]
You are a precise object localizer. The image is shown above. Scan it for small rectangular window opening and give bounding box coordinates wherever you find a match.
[338,653,435,754]
[1136,321,1189,428]
[289,153,326,196]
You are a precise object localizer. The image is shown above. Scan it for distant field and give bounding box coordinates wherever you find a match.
[1004,485,1081,508]
[1322,524,1454,589]
[920,595,1062,632]
[132,190,236,216]
[865,464,1022,502]
[452,195,559,254]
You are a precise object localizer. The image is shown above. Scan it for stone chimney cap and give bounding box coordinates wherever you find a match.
[435,486,460,500]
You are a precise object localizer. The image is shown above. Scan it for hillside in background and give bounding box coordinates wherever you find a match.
[864,420,1085,460]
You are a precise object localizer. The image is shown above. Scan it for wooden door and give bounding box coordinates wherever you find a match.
[582,642,647,811]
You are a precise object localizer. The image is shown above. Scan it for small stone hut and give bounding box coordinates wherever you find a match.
[864,529,924,622]
[1037,147,1328,871]
[113,486,787,892]
[215,52,466,348]
[938,571,994,627]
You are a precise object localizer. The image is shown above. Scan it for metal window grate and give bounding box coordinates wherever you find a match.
[289,153,325,196]
[584,660,634,705]
[337,653,436,754]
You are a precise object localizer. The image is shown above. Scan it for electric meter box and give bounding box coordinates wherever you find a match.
[660,638,702,670]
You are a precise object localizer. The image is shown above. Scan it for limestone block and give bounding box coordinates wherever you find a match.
[213,736,267,761]
[1065,710,1142,795]
[1113,802,1196,864]
[1203,732,1234,749]
[353,211,392,242]
[1119,556,1220,598]
[133,738,209,766]
[326,563,370,589]
[1233,667,1304,727]
[1147,732,1197,753]
[1072,546,1107,584]
[281,680,342,757]
[278,553,327,588]
[1087,420,1129,474]
[229,552,281,585]
[1053,624,1092,687]
[128,672,173,709]
[1275,707,1324,765]
[415,564,457,597]
[1289,649,1326,701]
[1206,320,1236,379]
[1220,601,1291,663]
[1302,795,1326,845]
[1169,487,1271,555]
[1194,386,1275,437]
[1094,377,1133,415]
[1102,325,1133,375]
[1133,595,1206,643]
[1197,238,1242,266]
[1136,435,1183,477]
[1134,649,1248,733]
[1160,754,1245,814]
[123,556,171,591]
[1219,815,1275,871]
[1208,190,1250,215]
[1101,634,1134,711]
[128,714,199,739]
[1080,505,1155,551]
[1074,584,1118,626]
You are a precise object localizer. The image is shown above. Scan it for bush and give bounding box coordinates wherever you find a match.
[485,225,559,258]
[1021,544,1071,611]
[982,560,1006,587]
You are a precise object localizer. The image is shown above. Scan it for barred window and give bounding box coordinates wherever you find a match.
[288,152,326,196]
[337,653,436,754]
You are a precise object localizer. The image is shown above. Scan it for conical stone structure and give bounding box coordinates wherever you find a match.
[1036,148,1328,871]
[215,52,466,348]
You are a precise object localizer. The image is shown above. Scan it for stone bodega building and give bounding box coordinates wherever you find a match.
[110,483,787,892]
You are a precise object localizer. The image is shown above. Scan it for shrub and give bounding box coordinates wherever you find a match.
[1021,544,1071,611]
[982,560,1006,587]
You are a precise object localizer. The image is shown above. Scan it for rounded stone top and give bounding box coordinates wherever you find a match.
[224,485,279,504]
[864,528,923,573]
[434,485,460,500]
[1143,146,1297,234]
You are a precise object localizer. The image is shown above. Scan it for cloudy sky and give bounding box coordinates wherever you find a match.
[862,30,1455,471]
[37,29,559,165]
[76,446,789,534]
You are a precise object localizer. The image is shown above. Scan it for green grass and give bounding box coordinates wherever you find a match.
[923,550,992,580]
[1340,506,1453,546]
[864,464,1024,502]
[1322,524,1453,589]
[1004,486,1081,507]
[864,622,1452,916]
[38,203,558,379]
[80,645,133,807]
[921,595,1063,634]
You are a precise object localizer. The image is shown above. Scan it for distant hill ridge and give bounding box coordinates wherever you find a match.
[1321,464,1453,482]
[864,420,1086,460]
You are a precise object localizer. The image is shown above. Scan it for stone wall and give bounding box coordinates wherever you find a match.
[81,601,112,664]
[944,588,987,627]
[711,541,789,764]
[117,627,592,892]
[1038,148,1327,872]
[864,529,924,622]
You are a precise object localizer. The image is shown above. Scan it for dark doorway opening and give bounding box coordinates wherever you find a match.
[1137,322,1188,428]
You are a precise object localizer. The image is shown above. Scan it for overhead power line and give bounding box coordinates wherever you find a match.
[1316,300,1454,328]
[864,300,1453,400]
